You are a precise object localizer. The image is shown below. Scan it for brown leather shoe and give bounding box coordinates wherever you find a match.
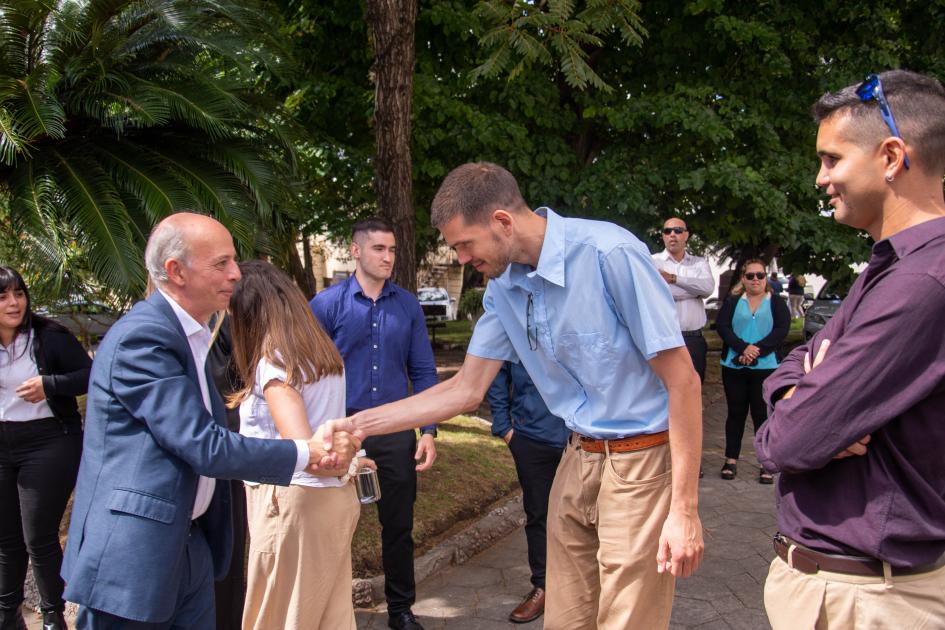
[509,587,545,623]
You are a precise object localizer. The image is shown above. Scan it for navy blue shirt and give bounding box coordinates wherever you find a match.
[310,275,438,431]
[486,361,568,448]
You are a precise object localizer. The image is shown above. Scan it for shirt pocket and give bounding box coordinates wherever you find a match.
[554,332,617,390]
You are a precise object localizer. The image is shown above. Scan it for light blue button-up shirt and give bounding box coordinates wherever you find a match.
[467,208,684,439]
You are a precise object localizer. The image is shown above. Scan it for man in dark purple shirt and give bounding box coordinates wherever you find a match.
[310,217,438,630]
[755,70,945,629]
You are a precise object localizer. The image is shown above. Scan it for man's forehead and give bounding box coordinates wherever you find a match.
[439,215,481,244]
[663,218,687,229]
[187,225,235,256]
[358,230,396,247]
[816,112,857,147]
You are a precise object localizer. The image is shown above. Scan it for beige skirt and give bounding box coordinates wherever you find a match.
[242,482,360,630]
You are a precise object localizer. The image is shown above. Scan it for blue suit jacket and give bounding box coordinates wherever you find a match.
[62,292,298,623]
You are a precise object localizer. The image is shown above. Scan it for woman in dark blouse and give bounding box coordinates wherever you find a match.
[0,267,91,630]
[715,260,790,483]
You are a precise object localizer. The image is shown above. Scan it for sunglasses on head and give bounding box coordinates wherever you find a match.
[743,272,766,281]
[855,73,910,170]
[662,227,687,235]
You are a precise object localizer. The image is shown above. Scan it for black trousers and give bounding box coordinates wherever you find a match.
[0,417,82,614]
[362,429,418,615]
[683,333,708,383]
[507,433,563,589]
[721,366,775,460]
[213,479,246,630]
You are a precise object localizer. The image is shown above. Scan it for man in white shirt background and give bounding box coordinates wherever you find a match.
[652,217,715,383]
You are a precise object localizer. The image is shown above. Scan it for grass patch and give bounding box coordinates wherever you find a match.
[427,319,474,348]
[351,415,518,578]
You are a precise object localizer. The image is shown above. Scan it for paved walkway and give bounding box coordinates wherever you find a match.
[356,377,779,629]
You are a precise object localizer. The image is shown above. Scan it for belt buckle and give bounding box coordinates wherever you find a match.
[775,534,820,575]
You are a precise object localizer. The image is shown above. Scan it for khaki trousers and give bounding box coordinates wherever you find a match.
[765,555,945,630]
[242,483,360,630]
[545,437,675,630]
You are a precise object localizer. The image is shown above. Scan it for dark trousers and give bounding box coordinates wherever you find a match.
[507,433,564,589]
[0,418,82,615]
[213,479,246,630]
[721,366,775,460]
[77,524,215,629]
[683,332,708,383]
[362,429,418,615]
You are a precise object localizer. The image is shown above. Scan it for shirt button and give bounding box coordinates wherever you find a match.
[373,365,378,370]
[372,387,377,392]
[373,344,378,349]
[373,323,377,327]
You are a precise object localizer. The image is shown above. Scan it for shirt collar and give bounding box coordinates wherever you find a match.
[509,207,566,288]
[884,215,945,259]
[657,249,691,264]
[0,330,30,356]
[158,289,210,342]
[346,273,396,299]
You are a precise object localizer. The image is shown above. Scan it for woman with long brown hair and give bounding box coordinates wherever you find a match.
[715,260,790,483]
[228,260,360,630]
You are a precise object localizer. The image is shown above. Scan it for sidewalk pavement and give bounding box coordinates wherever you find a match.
[355,383,778,630]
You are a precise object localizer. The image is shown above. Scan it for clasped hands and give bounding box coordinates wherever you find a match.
[737,344,761,365]
[305,422,362,476]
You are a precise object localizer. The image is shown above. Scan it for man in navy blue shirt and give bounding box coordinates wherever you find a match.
[310,217,439,630]
[487,362,567,623]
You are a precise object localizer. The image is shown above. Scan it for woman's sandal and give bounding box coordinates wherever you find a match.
[721,461,737,480]
[759,471,774,485]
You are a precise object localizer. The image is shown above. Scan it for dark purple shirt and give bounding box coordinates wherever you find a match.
[756,217,945,568]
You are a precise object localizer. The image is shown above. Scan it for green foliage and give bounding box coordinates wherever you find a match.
[0,0,298,299]
[281,0,945,280]
[457,289,485,320]
[472,0,646,91]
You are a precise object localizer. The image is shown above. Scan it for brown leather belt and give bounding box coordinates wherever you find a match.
[579,430,669,454]
[773,534,945,577]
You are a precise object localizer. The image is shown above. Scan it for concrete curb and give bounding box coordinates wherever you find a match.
[352,492,525,608]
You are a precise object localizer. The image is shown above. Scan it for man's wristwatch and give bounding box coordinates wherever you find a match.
[420,427,437,438]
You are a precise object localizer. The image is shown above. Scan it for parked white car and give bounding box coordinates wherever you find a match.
[417,287,456,321]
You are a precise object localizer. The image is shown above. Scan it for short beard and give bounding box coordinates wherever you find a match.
[485,233,513,278]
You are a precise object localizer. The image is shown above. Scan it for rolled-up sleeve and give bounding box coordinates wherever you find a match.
[600,244,683,359]
[467,287,518,363]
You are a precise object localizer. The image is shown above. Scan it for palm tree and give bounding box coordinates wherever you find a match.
[0,0,296,299]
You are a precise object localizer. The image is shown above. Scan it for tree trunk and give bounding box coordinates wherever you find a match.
[279,228,317,300]
[366,0,418,292]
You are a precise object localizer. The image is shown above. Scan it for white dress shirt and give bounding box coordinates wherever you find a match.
[159,291,310,520]
[0,332,55,421]
[652,249,715,331]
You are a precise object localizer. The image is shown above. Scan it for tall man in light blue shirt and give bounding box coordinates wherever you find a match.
[322,162,704,630]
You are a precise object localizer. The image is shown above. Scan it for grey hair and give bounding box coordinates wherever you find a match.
[144,221,190,286]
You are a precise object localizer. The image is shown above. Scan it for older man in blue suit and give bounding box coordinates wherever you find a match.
[61,213,357,629]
